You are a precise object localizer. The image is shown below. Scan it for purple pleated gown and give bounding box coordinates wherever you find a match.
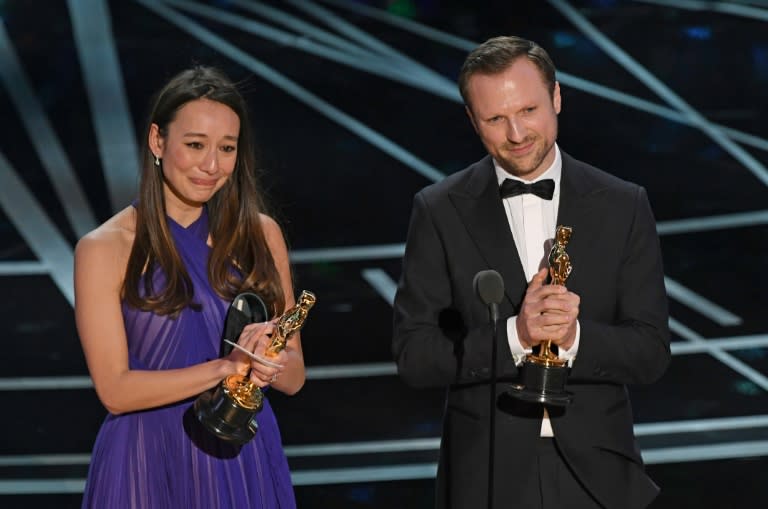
[82,208,295,508]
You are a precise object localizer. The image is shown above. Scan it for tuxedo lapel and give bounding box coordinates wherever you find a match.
[448,157,528,307]
[556,152,602,292]
[557,154,583,232]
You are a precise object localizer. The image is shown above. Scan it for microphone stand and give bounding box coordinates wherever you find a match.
[487,302,499,509]
[473,269,504,509]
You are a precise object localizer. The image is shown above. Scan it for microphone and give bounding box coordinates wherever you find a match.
[473,269,504,323]
[473,269,504,509]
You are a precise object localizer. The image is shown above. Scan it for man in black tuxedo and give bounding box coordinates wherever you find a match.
[393,36,670,509]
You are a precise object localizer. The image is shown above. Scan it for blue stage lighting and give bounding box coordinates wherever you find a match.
[553,31,578,48]
[683,26,712,40]
[752,46,768,81]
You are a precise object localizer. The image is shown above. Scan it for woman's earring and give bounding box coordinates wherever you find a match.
[154,155,161,167]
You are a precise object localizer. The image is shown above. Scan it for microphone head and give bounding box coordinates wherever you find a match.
[473,270,504,305]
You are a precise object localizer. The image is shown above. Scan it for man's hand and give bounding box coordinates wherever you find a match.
[516,268,580,350]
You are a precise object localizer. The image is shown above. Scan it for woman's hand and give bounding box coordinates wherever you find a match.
[248,329,289,387]
[226,321,276,376]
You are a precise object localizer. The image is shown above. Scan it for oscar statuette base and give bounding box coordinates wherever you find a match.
[507,356,572,406]
[194,374,262,446]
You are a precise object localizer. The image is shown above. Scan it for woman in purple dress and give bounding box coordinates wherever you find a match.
[74,66,303,508]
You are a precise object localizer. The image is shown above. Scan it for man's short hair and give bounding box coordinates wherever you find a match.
[458,36,557,108]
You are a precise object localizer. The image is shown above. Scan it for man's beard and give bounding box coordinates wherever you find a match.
[497,135,555,178]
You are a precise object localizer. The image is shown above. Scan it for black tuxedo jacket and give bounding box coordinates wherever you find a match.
[393,152,671,509]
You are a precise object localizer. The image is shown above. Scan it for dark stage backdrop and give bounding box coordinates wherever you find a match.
[0,1,767,507]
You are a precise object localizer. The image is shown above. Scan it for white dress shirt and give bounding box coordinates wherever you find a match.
[494,144,580,436]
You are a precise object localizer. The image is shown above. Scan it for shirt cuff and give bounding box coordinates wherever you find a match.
[507,316,532,366]
[558,320,580,366]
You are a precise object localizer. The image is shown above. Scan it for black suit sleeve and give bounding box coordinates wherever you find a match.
[569,186,671,385]
[392,192,511,388]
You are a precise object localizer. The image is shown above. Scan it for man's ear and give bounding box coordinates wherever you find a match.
[465,105,479,134]
[553,82,562,115]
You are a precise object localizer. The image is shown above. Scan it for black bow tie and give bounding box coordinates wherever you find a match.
[499,178,555,200]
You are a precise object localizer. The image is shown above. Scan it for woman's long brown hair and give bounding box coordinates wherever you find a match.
[122,66,285,318]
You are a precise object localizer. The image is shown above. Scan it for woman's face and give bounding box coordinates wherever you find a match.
[150,98,240,211]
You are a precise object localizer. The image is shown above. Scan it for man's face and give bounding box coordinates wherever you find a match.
[465,58,561,180]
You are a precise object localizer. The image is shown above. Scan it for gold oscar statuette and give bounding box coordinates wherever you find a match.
[508,226,574,406]
[265,291,316,357]
[194,290,316,444]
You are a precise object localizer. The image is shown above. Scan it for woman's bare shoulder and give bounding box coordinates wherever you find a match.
[75,206,136,262]
[258,212,279,232]
[259,213,287,250]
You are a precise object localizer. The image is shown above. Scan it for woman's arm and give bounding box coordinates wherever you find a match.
[74,225,266,415]
[249,214,306,395]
